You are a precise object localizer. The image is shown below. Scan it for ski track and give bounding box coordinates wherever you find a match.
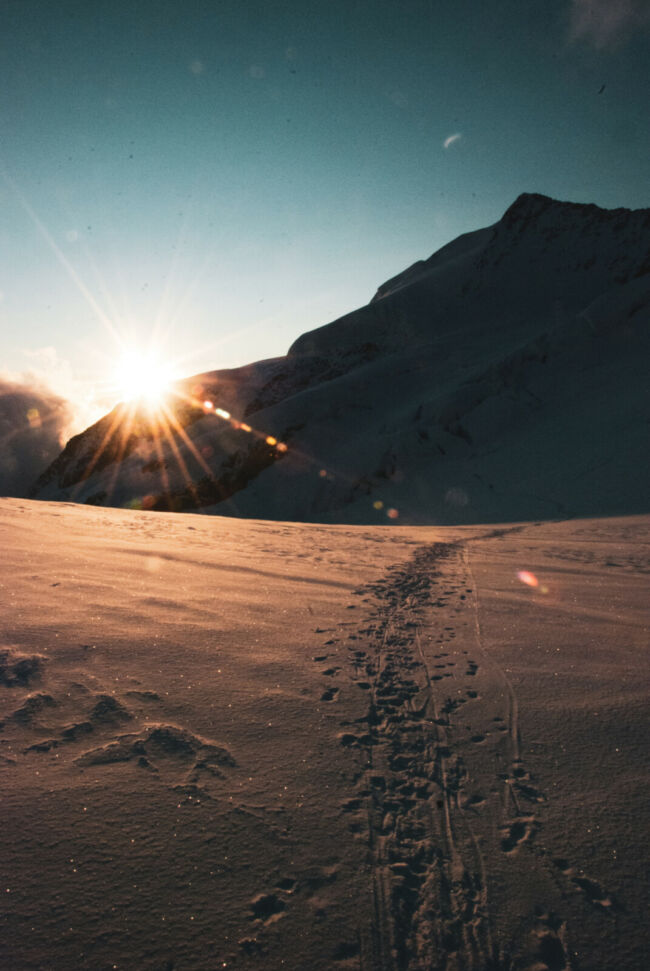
[324,534,597,971]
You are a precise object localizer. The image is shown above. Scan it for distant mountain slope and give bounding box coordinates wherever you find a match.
[32,193,650,523]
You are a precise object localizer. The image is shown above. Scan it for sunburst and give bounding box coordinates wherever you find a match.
[112,348,177,408]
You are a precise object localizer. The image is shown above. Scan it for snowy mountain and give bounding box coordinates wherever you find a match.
[31,193,650,523]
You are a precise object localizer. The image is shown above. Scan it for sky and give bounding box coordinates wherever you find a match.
[1,0,649,431]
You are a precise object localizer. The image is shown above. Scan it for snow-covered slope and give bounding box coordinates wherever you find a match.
[2,499,649,969]
[31,193,650,523]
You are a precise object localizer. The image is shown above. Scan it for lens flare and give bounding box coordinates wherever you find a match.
[517,570,539,588]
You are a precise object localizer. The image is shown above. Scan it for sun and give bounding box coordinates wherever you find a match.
[113,348,177,407]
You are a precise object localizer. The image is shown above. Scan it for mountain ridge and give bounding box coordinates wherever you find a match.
[31,193,650,523]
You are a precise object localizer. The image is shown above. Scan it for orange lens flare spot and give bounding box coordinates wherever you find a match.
[373,500,384,510]
[276,442,288,453]
[266,435,277,446]
[387,508,399,519]
[517,570,539,588]
[240,423,252,433]
[319,469,327,478]
[215,408,230,420]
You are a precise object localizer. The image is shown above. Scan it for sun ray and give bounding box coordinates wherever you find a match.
[156,407,201,508]
[104,401,139,502]
[152,201,204,348]
[150,415,172,508]
[160,398,216,480]
[70,405,127,500]
[0,168,122,347]
[77,236,126,338]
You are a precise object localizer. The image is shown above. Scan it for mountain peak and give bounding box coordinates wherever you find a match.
[498,191,642,231]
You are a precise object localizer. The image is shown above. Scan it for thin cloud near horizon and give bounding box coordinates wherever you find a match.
[0,374,73,497]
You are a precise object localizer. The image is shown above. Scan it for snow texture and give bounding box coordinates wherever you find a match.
[1,498,648,969]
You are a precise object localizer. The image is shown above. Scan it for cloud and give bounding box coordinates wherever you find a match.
[568,0,650,49]
[443,133,462,150]
[0,373,73,498]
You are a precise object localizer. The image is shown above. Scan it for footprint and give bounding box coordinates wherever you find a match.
[302,865,340,892]
[571,875,618,909]
[501,817,537,853]
[0,649,45,686]
[338,732,359,748]
[320,687,340,702]
[322,667,341,677]
[523,913,570,971]
[464,794,486,809]
[275,877,296,892]
[332,940,360,961]
[249,892,285,924]
[238,938,263,955]
[340,798,363,813]
[515,781,546,804]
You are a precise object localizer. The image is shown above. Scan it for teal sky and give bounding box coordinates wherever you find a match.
[1,0,649,425]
